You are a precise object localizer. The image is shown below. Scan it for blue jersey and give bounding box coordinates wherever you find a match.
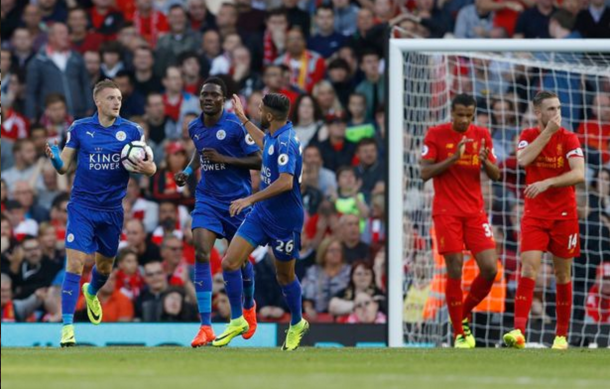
[189,111,259,204]
[65,114,144,210]
[257,122,304,230]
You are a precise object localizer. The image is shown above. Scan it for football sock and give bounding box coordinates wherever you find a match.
[281,279,303,326]
[242,260,255,310]
[462,275,495,318]
[87,266,109,296]
[446,277,465,336]
[223,269,244,320]
[556,281,572,337]
[514,277,536,334]
[195,262,212,326]
[61,272,81,326]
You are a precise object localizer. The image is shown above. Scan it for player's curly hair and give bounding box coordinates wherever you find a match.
[451,93,476,110]
[203,77,228,98]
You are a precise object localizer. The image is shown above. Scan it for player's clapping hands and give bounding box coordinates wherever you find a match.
[202,148,226,164]
[453,136,473,160]
[230,197,253,217]
[524,180,552,199]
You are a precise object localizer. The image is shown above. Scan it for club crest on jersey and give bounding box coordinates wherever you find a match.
[116,131,127,141]
[278,154,289,166]
[216,130,226,140]
[269,145,275,155]
[422,145,429,156]
[67,234,75,243]
[246,134,255,145]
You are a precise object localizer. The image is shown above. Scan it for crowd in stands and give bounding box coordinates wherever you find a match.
[1,0,608,328]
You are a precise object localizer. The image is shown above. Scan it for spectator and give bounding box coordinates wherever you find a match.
[303,144,338,195]
[246,91,264,127]
[355,138,384,199]
[317,115,356,172]
[253,250,289,322]
[11,181,49,223]
[76,271,134,322]
[454,2,496,39]
[475,0,528,38]
[155,5,202,78]
[3,139,39,190]
[292,94,324,147]
[159,287,199,322]
[124,219,161,266]
[151,201,188,246]
[48,193,69,243]
[346,92,377,143]
[356,49,385,122]
[36,162,64,211]
[585,262,610,323]
[1,273,46,322]
[327,58,354,109]
[362,193,386,250]
[349,7,385,57]
[135,261,169,322]
[313,80,344,118]
[210,32,243,76]
[261,64,299,108]
[200,29,221,75]
[39,94,73,143]
[302,237,351,318]
[21,4,48,53]
[179,52,204,96]
[330,166,370,228]
[37,222,62,265]
[308,6,346,59]
[339,214,371,264]
[83,50,103,88]
[574,0,610,38]
[578,94,610,166]
[114,71,146,118]
[275,27,325,94]
[100,41,125,79]
[263,9,289,67]
[88,0,125,39]
[144,93,177,145]
[150,141,196,205]
[234,0,266,34]
[231,46,264,98]
[187,0,217,32]
[344,291,387,323]
[133,46,164,97]
[10,28,35,72]
[282,0,311,38]
[590,168,610,220]
[332,0,360,36]
[69,8,105,55]
[329,260,386,316]
[215,3,240,38]
[124,178,159,233]
[38,0,68,24]
[212,289,231,322]
[490,98,519,163]
[514,0,556,39]
[115,248,145,301]
[10,235,61,300]
[1,105,29,142]
[133,0,169,46]
[25,23,94,120]
[162,66,200,138]
[1,0,25,42]
[29,125,48,159]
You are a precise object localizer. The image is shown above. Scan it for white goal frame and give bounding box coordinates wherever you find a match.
[387,39,610,348]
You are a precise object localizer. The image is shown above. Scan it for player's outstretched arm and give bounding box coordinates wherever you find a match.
[229,173,293,217]
[524,157,585,199]
[517,114,561,167]
[202,149,262,170]
[232,94,265,149]
[175,150,201,187]
[420,136,471,181]
[45,141,76,175]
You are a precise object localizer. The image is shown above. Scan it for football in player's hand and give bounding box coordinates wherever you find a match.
[121,141,153,172]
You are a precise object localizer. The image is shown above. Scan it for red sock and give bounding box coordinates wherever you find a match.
[446,277,464,337]
[514,277,536,333]
[556,282,572,337]
[463,275,495,318]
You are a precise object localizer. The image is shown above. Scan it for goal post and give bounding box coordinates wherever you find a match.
[388,39,610,348]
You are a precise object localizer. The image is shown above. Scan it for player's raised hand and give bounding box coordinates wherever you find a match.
[202,148,226,164]
[174,171,189,187]
[454,136,473,160]
[479,138,489,162]
[545,113,562,134]
[232,94,247,121]
[45,140,59,159]
[230,197,253,217]
[524,180,552,199]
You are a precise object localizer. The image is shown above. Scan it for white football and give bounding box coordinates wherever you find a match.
[121,141,153,172]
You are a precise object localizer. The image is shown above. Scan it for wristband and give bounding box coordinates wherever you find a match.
[242,119,251,126]
[183,166,193,176]
[50,144,64,171]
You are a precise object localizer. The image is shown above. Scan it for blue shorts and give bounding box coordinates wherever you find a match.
[191,200,248,242]
[236,207,301,261]
[65,202,123,258]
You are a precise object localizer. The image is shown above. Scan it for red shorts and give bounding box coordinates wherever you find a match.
[520,216,580,258]
[433,213,496,256]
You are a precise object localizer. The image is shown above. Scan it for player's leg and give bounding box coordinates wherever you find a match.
[60,248,89,347]
[191,227,218,347]
[81,252,115,325]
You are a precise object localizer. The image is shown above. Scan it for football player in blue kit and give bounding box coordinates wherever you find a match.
[174,78,262,347]
[45,80,157,347]
[212,93,308,351]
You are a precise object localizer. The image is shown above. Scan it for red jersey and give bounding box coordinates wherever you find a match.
[422,123,496,217]
[518,127,583,220]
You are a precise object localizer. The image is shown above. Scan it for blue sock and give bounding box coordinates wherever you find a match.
[223,269,244,320]
[242,261,255,310]
[87,266,109,296]
[281,279,303,326]
[61,272,81,326]
[195,262,212,326]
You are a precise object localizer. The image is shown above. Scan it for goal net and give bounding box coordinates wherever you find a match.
[387,39,610,348]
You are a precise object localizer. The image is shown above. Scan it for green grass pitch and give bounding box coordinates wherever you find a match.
[2,348,609,389]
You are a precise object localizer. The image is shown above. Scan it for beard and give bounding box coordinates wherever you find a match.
[260,116,270,129]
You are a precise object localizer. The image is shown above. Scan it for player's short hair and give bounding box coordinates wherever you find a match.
[93,79,120,98]
[356,138,378,152]
[202,77,228,98]
[262,93,291,120]
[451,94,477,110]
[533,91,559,108]
[44,93,67,108]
